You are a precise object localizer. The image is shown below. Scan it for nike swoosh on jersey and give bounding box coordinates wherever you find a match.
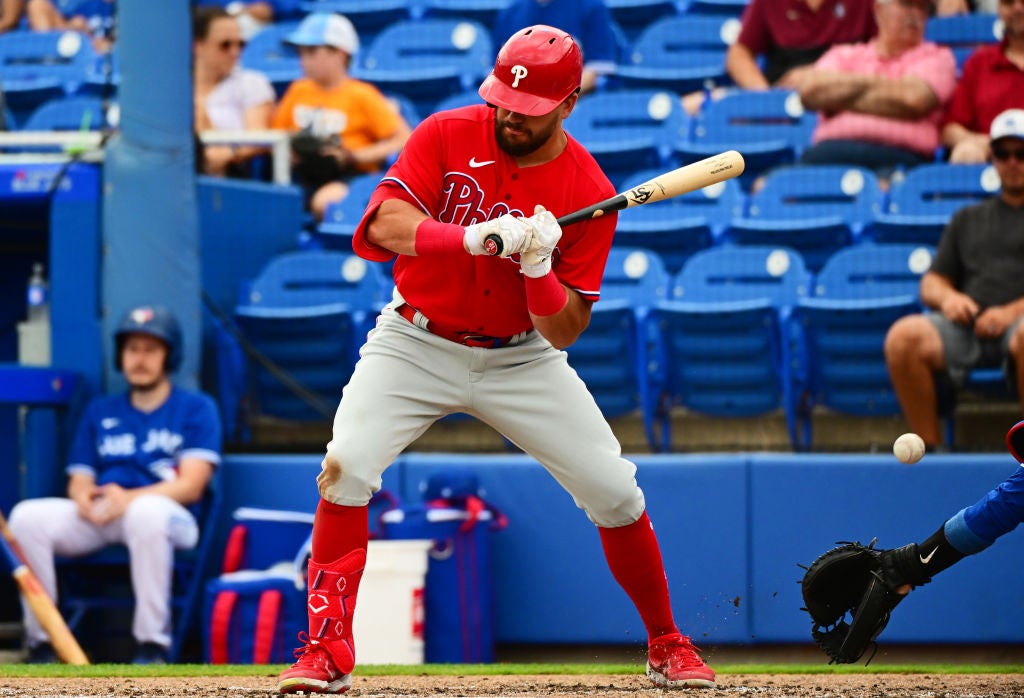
[469,157,495,168]
[919,547,938,565]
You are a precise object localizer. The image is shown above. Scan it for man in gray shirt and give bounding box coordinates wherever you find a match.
[885,108,1024,449]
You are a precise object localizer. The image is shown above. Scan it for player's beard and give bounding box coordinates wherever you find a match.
[494,116,559,157]
[125,370,165,394]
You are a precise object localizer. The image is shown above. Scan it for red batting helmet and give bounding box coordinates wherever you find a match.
[478,25,582,117]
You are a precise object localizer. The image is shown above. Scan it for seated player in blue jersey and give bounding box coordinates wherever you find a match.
[8,305,223,665]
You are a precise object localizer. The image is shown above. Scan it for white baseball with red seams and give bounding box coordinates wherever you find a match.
[893,433,926,464]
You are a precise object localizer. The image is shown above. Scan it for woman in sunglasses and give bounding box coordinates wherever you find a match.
[193,5,275,177]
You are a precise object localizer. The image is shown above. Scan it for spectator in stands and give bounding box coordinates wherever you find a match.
[941,0,1024,163]
[271,12,411,221]
[7,305,222,664]
[193,5,276,178]
[491,0,619,95]
[194,0,303,40]
[795,0,957,180]
[0,0,25,34]
[884,109,1024,449]
[26,0,116,53]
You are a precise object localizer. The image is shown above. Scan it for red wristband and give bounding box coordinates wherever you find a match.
[414,219,466,256]
[525,271,568,316]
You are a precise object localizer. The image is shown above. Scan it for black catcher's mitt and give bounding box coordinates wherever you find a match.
[800,539,929,664]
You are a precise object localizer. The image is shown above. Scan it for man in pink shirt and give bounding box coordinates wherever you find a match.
[796,0,957,179]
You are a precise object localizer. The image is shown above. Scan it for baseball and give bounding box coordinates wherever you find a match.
[893,433,926,464]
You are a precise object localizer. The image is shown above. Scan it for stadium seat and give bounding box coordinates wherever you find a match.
[239,21,303,97]
[925,12,1002,74]
[724,165,884,272]
[0,30,98,124]
[564,89,688,187]
[685,0,749,15]
[58,470,224,663]
[675,89,816,189]
[616,15,741,94]
[300,0,412,45]
[872,163,1001,245]
[317,172,383,248]
[787,243,934,450]
[433,88,485,114]
[604,0,677,41]
[647,245,811,451]
[563,247,670,450]
[385,92,421,128]
[21,95,117,131]
[420,0,513,26]
[216,250,391,437]
[613,169,743,274]
[353,19,493,118]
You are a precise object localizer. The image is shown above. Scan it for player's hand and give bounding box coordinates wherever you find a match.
[464,214,534,257]
[519,205,562,278]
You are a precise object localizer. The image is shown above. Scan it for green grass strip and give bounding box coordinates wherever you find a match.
[2,663,1023,678]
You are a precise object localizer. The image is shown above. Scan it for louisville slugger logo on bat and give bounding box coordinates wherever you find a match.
[484,150,745,253]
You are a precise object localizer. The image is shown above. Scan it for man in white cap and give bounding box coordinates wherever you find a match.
[271,12,411,221]
[885,108,1024,450]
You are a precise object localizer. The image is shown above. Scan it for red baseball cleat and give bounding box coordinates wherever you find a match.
[646,633,716,689]
[277,633,352,695]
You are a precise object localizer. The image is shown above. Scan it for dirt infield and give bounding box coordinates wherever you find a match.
[4,674,1024,697]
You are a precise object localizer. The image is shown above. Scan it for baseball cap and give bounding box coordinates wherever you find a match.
[284,12,359,55]
[990,109,1024,143]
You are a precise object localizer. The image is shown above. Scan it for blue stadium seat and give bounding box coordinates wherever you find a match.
[564,89,688,187]
[0,30,98,124]
[384,92,421,128]
[675,89,816,189]
[317,172,383,248]
[925,12,1002,74]
[604,0,678,41]
[872,163,1001,245]
[787,243,934,450]
[564,247,670,451]
[217,250,391,435]
[353,19,493,117]
[648,245,811,451]
[300,0,413,45]
[724,165,884,272]
[239,21,303,97]
[21,95,116,131]
[58,469,223,663]
[615,14,741,94]
[684,0,749,15]
[420,0,513,26]
[613,168,743,274]
[433,88,485,114]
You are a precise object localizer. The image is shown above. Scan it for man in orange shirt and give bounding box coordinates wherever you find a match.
[272,12,411,221]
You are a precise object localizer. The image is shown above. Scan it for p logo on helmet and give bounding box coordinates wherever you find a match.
[478,25,582,116]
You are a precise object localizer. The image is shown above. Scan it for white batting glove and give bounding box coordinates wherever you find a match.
[464,214,534,257]
[519,205,562,278]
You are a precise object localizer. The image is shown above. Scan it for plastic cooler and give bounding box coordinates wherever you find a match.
[381,504,501,663]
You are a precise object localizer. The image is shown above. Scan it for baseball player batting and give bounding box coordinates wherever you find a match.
[277,25,715,694]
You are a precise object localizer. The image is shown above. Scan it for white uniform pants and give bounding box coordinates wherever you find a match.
[8,494,199,648]
[320,293,646,528]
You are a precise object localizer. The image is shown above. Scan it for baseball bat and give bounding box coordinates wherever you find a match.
[0,511,90,665]
[484,150,746,255]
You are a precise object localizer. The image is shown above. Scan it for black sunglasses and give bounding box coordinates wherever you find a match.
[993,146,1024,162]
[217,39,246,51]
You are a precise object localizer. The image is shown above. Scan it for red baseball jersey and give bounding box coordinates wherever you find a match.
[352,104,617,337]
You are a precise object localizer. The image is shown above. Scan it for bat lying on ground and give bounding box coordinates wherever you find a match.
[484,150,746,255]
[0,510,90,665]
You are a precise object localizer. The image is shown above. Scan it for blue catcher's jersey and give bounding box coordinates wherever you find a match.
[66,387,222,489]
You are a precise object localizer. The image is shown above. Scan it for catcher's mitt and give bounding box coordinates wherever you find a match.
[800,539,925,664]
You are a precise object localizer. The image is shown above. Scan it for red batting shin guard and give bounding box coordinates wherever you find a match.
[598,511,679,640]
[306,548,366,674]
